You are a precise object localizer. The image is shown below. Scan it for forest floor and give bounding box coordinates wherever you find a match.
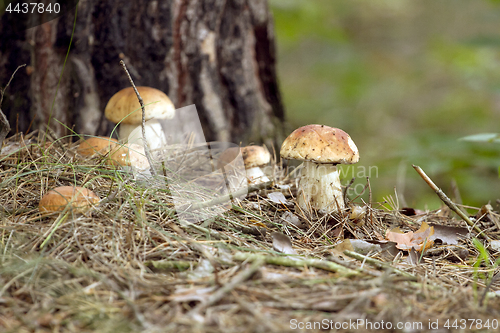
[1,132,500,333]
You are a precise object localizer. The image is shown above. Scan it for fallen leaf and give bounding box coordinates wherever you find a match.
[268,192,288,204]
[385,222,434,252]
[476,204,500,228]
[271,232,297,255]
[406,248,420,265]
[281,211,305,228]
[349,205,367,220]
[491,240,500,251]
[348,239,380,254]
[429,224,468,245]
[332,239,354,257]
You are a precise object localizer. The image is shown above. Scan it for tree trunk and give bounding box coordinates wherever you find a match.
[0,0,285,148]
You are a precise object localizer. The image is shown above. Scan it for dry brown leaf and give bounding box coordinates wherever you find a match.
[429,224,467,245]
[385,222,434,252]
[332,239,354,257]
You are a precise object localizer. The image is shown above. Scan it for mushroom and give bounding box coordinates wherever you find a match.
[39,186,100,214]
[218,145,271,185]
[104,86,175,143]
[77,136,118,157]
[108,143,150,171]
[280,124,359,214]
[127,119,167,150]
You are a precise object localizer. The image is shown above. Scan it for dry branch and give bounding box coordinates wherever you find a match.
[233,252,359,276]
[413,164,490,240]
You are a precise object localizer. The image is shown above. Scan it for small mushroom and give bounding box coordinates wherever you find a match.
[39,186,100,214]
[77,136,119,157]
[219,145,271,184]
[104,86,175,143]
[280,124,359,214]
[108,143,150,171]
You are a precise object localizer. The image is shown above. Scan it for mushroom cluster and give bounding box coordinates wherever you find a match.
[280,124,359,214]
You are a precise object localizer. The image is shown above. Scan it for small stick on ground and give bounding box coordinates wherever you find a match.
[412,165,490,241]
[233,252,359,276]
[343,177,355,204]
[119,60,156,176]
[343,250,417,280]
[169,223,221,286]
[189,256,265,317]
[366,176,373,225]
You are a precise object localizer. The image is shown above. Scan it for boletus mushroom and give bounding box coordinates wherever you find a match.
[280,124,359,214]
[39,186,100,214]
[77,136,119,157]
[104,86,175,143]
[107,143,150,171]
[219,145,271,185]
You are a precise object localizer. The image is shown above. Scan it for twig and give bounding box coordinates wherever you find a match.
[366,176,373,225]
[343,250,417,280]
[479,271,500,307]
[0,64,26,147]
[169,223,221,286]
[233,252,359,276]
[189,256,265,316]
[343,177,355,203]
[412,165,490,240]
[0,64,26,106]
[145,260,197,271]
[119,60,156,176]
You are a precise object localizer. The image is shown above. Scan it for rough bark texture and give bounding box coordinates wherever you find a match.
[0,0,285,148]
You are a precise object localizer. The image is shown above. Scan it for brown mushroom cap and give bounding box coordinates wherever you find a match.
[218,145,271,169]
[280,124,359,164]
[241,145,271,168]
[104,87,175,125]
[39,186,100,214]
[108,143,149,170]
[77,136,119,157]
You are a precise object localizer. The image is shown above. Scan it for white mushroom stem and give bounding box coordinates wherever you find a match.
[126,120,167,150]
[245,166,270,184]
[119,123,139,142]
[297,162,343,213]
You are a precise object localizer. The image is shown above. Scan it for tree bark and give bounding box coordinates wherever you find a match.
[0,0,285,148]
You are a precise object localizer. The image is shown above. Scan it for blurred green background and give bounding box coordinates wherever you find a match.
[270,0,500,211]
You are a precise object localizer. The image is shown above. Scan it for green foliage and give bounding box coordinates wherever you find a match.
[472,238,500,301]
[460,133,500,177]
[460,133,500,143]
[271,0,500,207]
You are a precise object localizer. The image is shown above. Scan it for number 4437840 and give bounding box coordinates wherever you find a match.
[444,319,498,330]
[5,2,61,14]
